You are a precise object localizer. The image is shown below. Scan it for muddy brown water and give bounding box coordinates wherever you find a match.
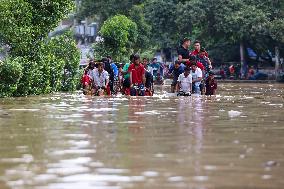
[0,83,283,189]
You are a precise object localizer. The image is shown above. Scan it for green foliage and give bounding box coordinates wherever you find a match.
[99,15,138,61]
[1,32,80,97]
[79,0,143,23]
[0,57,23,97]
[0,0,79,98]
[93,41,108,60]
[41,32,80,91]
[0,0,74,57]
[144,0,181,48]
[129,5,151,52]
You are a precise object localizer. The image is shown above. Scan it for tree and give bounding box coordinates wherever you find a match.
[99,15,138,61]
[0,0,74,57]
[0,0,80,97]
[78,0,144,24]
[129,5,151,52]
[144,0,181,48]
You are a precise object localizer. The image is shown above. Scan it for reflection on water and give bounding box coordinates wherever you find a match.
[0,83,284,189]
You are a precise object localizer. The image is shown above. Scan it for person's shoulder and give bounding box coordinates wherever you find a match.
[177,46,184,53]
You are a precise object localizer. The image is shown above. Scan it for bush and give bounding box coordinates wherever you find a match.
[0,32,80,97]
[0,57,23,97]
[38,32,80,92]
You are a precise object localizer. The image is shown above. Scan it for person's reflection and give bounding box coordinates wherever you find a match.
[177,96,205,175]
[128,98,146,134]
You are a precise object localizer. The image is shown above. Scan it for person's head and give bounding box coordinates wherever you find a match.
[184,67,190,77]
[142,58,148,68]
[101,57,108,64]
[89,60,95,69]
[189,55,196,62]
[107,55,112,62]
[182,38,191,49]
[133,54,140,65]
[191,61,197,71]
[194,40,201,51]
[97,62,104,72]
[130,54,135,63]
[143,57,148,64]
[152,58,157,64]
[200,47,207,57]
[174,60,180,69]
[208,71,215,79]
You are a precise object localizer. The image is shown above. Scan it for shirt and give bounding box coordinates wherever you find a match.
[178,73,192,93]
[177,46,190,60]
[111,63,118,77]
[190,67,203,85]
[170,66,184,82]
[90,69,109,87]
[149,63,161,77]
[205,78,217,95]
[123,63,130,79]
[190,49,208,57]
[128,63,145,84]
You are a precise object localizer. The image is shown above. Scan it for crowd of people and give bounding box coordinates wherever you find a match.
[81,38,217,96]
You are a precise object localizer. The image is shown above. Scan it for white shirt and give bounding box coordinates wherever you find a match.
[190,67,202,85]
[178,73,192,93]
[90,69,109,87]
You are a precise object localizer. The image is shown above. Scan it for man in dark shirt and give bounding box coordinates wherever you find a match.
[177,38,191,63]
[169,61,184,93]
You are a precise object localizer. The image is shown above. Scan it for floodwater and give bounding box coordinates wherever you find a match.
[0,83,283,189]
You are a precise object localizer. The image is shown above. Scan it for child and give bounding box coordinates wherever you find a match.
[205,71,217,96]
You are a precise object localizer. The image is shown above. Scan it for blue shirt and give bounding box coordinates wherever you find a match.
[111,63,118,77]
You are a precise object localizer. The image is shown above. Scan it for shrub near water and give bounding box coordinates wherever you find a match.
[0,57,23,97]
[0,32,80,97]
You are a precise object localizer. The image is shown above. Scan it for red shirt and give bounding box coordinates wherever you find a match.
[185,61,205,71]
[128,63,145,84]
[81,74,91,85]
[190,49,209,57]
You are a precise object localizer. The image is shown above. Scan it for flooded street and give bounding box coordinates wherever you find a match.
[0,83,284,189]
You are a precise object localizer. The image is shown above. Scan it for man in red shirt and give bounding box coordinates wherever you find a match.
[128,54,146,96]
[190,40,208,57]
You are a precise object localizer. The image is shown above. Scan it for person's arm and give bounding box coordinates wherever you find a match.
[142,70,146,86]
[104,73,109,89]
[189,76,192,93]
[207,57,212,69]
[177,75,182,92]
[178,55,189,63]
[129,72,133,86]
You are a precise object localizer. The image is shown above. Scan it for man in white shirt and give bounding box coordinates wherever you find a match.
[177,67,192,95]
[89,62,110,96]
[190,62,203,94]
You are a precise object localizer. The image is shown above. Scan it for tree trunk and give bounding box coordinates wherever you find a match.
[240,40,246,79]
[275,46,280,81]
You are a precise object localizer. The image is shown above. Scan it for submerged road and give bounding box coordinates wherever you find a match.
[0,83,284,189]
